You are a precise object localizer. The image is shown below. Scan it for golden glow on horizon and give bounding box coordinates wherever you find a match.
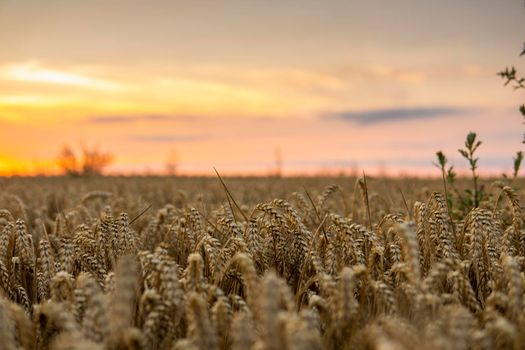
[0,66,521,176]
[0,58,522,176]
[0,156,57,176]
[0,0,523,175]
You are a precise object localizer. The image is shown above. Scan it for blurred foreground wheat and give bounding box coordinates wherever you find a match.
[0,176,523,350]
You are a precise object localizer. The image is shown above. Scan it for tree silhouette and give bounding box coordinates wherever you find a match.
[57,145,78,176]
[57,145,113,176]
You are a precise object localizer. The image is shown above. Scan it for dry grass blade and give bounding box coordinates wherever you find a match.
[214,167,249,222]
[398,187,411,220]
[362,171,372,229]
[129,203,152,225]
[303,186,328,241]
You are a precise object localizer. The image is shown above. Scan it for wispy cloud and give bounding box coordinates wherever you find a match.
[88,114,201,123]
[1,61,120,91]
[326,106,469,125]
[128,134,209,143]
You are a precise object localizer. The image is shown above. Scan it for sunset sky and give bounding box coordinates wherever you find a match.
[1,0,524,176]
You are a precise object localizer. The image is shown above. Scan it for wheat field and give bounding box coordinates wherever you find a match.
[0,175,523,350]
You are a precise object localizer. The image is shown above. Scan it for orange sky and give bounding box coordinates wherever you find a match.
[0,0,524,176]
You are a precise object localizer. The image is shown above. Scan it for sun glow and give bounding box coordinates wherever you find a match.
[0,156,60,176]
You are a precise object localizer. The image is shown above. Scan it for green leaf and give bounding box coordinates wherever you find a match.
[500,67,517,86]
[514,151,523,178]
[446,167,456,184]
[474,140,482,150]
[435,151,447,168]
[466,132,476,148]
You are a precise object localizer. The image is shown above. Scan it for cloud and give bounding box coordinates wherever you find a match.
[128,134,208,143]
[1,61,119,91]
[326,106,468,125]
[88,114,200,123]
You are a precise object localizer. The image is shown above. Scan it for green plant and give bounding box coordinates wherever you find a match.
[434,132,487,216]
[433,151,454,210]
[458,132,483,208]
[503,151,524,183]
[513,150,523,179]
